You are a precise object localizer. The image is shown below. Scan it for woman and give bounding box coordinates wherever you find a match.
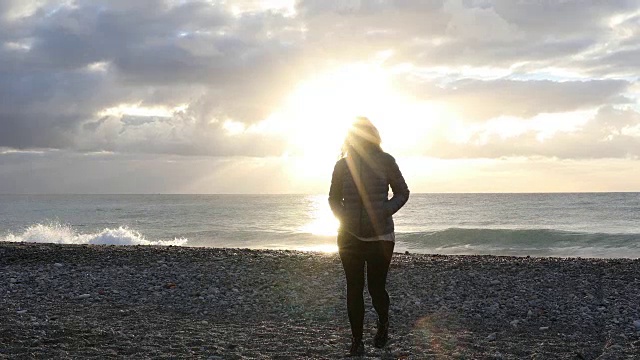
[328,117,410,356]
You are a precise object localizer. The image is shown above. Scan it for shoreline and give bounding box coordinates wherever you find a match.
[2,242,639,359]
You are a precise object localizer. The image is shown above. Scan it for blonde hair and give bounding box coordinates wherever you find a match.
[341,117,382,158]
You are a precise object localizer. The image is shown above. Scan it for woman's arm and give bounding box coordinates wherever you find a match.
[384,155,410,216]
[328,159,346,219]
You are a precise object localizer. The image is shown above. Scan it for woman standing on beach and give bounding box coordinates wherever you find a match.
[328,117,410,356]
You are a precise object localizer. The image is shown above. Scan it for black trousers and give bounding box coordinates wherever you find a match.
[338,231,395,339]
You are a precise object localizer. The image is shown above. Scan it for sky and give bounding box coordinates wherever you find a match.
[0,0,639,194]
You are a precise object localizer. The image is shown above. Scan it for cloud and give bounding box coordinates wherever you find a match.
[296,0,638,68]
[429,79,630,121]
[296,0,640,80]
[75,109,288,157]
[492,0,636,34]
[0,0,639,164]
[0,0,304,155]
[423,106,640,159]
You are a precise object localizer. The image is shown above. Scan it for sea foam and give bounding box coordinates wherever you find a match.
[2,223,188,246]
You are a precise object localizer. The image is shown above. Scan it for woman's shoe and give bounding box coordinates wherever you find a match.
[373,320,389,348]
[346,337,365,357]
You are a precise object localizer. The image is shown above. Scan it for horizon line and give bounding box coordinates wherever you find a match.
[1,191,639,196]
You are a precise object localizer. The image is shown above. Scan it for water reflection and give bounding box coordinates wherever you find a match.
[300,195,339,237]
[294,195,340,253]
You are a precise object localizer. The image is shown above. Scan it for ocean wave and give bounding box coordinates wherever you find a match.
[396,228,640,258]
[1,223,188,246]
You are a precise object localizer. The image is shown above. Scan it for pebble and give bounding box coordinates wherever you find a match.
[16,309,28,314]
[607,344,623,351]
[2,242,640,358]
[9,278,17,283]
[54,263,64,267]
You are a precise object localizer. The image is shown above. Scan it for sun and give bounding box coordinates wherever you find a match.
[275,63,422,182]
[253,62,445,191]
[285,64,392,153]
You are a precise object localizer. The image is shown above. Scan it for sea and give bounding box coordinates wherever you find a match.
[1,193,639,258]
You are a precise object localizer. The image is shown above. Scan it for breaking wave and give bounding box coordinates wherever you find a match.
[1,223,188,246]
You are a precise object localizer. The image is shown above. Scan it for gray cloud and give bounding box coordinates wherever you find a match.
[0,0,304,154]
[297,0,640,72]
[433,79,630,121]
[0,0,639,161]
[492,0,637,34]
[75,111,288,157]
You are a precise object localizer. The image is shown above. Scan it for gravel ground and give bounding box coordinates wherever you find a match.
[1,242,640,359]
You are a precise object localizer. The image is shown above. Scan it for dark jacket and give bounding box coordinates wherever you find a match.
[328,150,409,237]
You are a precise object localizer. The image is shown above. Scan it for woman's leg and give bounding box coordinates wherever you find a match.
[338,232,366,340]
[365,241,395,324]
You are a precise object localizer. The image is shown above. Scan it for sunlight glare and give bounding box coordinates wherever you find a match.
[276,63,439,179]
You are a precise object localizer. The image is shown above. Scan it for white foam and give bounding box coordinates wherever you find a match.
[2,223,187,246]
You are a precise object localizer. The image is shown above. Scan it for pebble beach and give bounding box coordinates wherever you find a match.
[1,242,640,359]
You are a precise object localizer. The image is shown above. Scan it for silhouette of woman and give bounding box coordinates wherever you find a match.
[329,117,410,356]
